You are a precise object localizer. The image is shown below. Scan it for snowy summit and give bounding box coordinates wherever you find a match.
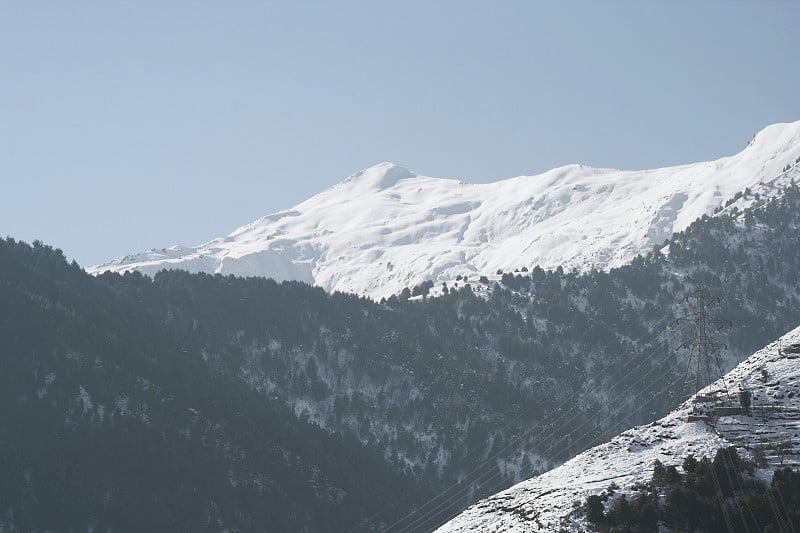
[90,121,800,299]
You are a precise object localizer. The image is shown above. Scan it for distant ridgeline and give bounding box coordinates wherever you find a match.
[1,181,800,530]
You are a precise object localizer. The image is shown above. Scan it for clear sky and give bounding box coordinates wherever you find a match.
[2,1,799,267]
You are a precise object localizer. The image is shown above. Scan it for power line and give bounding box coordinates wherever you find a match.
[404,334,686,533]
[379,321,684,532]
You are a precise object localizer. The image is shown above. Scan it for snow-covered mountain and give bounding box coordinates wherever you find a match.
[436,325,800,532]
[90,121,800,298]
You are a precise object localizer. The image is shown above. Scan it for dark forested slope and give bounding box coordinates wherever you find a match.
[0,239,426,532]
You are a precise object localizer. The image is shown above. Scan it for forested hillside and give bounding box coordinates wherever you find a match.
[106,182,800,528]
[2,182,800,530]
[0,239,427,532]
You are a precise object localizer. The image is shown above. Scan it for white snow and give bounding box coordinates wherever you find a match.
[436,325,800,532]
[89,121,800,299]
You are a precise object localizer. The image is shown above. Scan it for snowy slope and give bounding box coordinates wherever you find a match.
[436,325,800,532]
[89,121,800,299]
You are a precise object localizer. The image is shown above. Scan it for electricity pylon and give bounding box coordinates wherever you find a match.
[674,284,732,400]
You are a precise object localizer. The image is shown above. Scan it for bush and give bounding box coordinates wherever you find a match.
[585,494,605,524]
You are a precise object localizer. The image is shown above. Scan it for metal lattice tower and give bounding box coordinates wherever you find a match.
[675,285,732,400]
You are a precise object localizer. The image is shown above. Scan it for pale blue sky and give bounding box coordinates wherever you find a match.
[2,1,798,266]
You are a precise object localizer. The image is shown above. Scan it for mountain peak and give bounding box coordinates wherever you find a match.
[341,162,416,191]
[745,119,800,152]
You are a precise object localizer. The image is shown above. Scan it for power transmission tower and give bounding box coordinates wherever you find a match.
[674,284,732,401]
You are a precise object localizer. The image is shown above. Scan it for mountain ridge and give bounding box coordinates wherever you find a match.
[90,121,800,298]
